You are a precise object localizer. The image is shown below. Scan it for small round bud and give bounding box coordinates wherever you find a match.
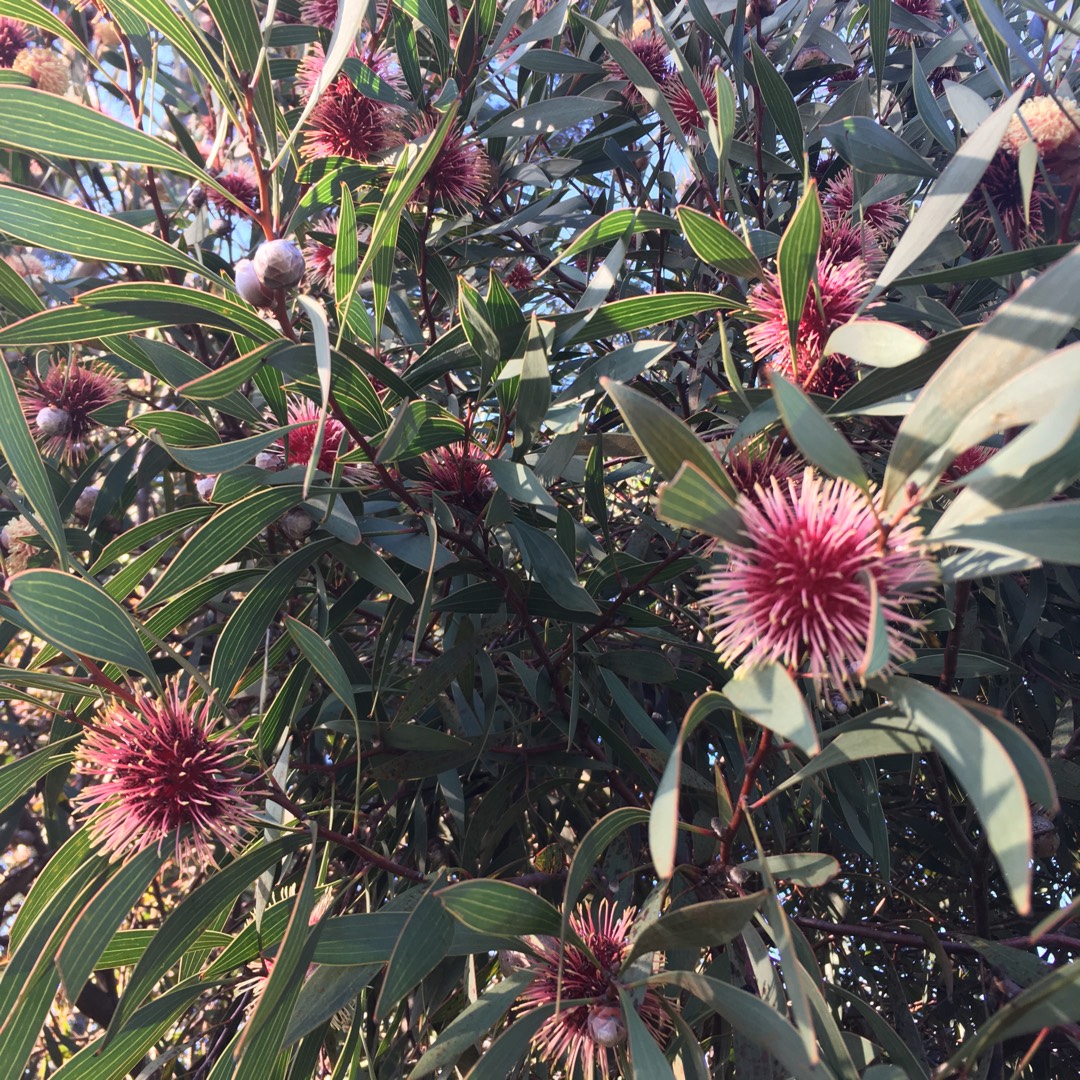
[234,258,273,308]
[587,1006,627,1048]
[190,184,207,210]
[255,450,283,472]
[279,508,315,541]
[253,239,305,290]
[1033,812,1060,859]
[36,406,71,437]
[195,476,217,501]
[73,485,100,521]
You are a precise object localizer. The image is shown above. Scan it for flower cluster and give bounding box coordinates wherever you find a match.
[20,361,123,464]
[74,680,259,867]
[701,468,936,695]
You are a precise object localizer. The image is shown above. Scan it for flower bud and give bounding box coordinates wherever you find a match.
[73,485,100,521]
[254,450,283,472]
[587,1006,627,1048]
[279,508,315,541]
[36,406,71,437]
[234,258,273,308]
[1033,812,1060,859]
[195,476,217,501]
[253,239,305,290]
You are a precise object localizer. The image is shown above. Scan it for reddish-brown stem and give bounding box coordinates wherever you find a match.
[717,730,773,867]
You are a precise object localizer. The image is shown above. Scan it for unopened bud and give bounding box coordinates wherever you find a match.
[279,508,315,541]
[253,239,305,290]
[235,258,273,308]
[1033,812,1060,859]
[587,1006,627,1048]
[73,485,99,521]
[255,450,283,471]
[195,476,217,501]
[36,406,71,436]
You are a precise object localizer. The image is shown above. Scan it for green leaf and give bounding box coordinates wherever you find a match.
[0,185,207,274]
[483,95,610,137]
[151,426,295,474]
[910,47,954,151]
[459,277,501,374]
[650,692,727,880]
[376,876,455,1021]
[739,853,841,888]
[0,249,43,318]
[178,342,281,401]
[463,1005,555,1079]
[514,316,552,451]
[777,181,822,364]
[103,834,307,1048]
[0,88,238,202]
[625,894,765,964]
[138,486,303,608]
[511,520,599,614]
[408,969,536,1079]
[651,971,826,1079]
[723,662,820,757]
[285,616,357,720]
[335,184,359,312]
[676,205,762,278]
[601,378,734,494]
[824,319,928,368]
[439,880,563,936]
[546,209,676,272]
[7,569,158,684]
[968,0,1011,82]
[875,87,1025,292]
[931,501,1080,565]
[822,116,938,178]
[56,841,167,1003]
[656,461,745,543]
[749,38,804,161]
[770,371,867,488]
[883,676,1033,914]
[618,985,676,1078]
[869,0,889,84]
[205,0,260,76]
[0,735,79,816]
[897,243,1073,286]
[0,355,68,562]
[558,292,720,347]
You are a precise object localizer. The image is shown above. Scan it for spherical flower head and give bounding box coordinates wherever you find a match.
[412,114,491,211]
[821,215,884,269]
[745,255,872,397]
[20,361,123,464]
[664,75,718,139]
[3,250,46,285]
[254,238,306,290]
[1,515,39,575]
[965,149,1045,249]
[943,444,997,485]
[280,398,346,473]
[889,0,942,43]
[1002,96,1080,180]
[0,18,29,67]
[516,900,670,1080]
[207,167,259,216]
[701,468,937,696]
[300,0,340,26]
[822,168,908,242]
[12,47,70,94]
[74,680,259,866]
[723,437,803,501]
[605,32,673,107]
[417,442,496,514]
[301,74,405,161]
[505,261,534,291]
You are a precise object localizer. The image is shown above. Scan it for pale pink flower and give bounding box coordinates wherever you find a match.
[822,168,908,242]
[20,361,123,464]
[701,468,936,694]
[516,900,670,1080]
[74,680,258,866]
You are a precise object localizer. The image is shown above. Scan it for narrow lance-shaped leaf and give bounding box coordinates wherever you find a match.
[776,182,822,372]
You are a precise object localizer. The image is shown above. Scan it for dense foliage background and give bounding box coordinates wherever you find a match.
[0,0,1079,1073]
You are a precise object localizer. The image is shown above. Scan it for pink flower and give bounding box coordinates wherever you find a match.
[0,17,29,67]
[300,0,340,26]
[965,150,1045,249]
[74,680,258,866]
[723,437,803,501]
[820,215,884,270]
[822,168,908,242]
[416,442,496,514]
[605,32,673,106]
[890,0,942,43]
[1002,96,1080,182]
[516,900,670,1080]
[20,361,123,464]
[944,444,997,484]
[745,255,872,397]
[664,75,718,140]
[701,468,936,694]
[411,114,491,210]
[505,262,534,290]
[279,398,347,473]
[207,167,260,216]
[304,215,339,291]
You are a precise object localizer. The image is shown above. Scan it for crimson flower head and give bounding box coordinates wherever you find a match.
[701,468,936,695]
[723,437,803,501]
[300,0,340,26]
[504,262,534,291]
[965,150,1044,249]
[417,442,496,514]
[412,114,492,211]
[304,214,340,291]
[943,444,997,484]
[889,0,942,43]
[0,17,29,67]
[820,215,884,269]
[207,167,260,216]
[516,900,670,1080]
[20,361,123,464]
[74,679,259,866]
[745,255,872,397]
[822,168,908,242]
[279,398,346,473]
[605,32,673,106]
[664,74,718,140]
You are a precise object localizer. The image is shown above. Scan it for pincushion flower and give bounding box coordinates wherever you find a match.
[11,47,70,94]
[74,680,259,866]
[268,399,377,484]
[411,114,492,210]
[416,442,496,514]
[515,900,670,1080]
[965,150,1045,249]
[889,0,942,43]
[664,74,718,139]
[1001,96,1080,181]
[0,17,29,67]
[745,255,872,397]
[20,361,123,464]
[207,167,260,216]
[504,261,535,291]
[701,468,936,694]
[822,168,908,242]
[605,32,673,106]
[820,215,885,269]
